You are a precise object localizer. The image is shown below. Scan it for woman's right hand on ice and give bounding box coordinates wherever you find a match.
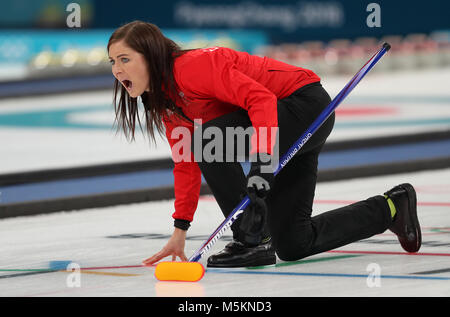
[142,227,188,265]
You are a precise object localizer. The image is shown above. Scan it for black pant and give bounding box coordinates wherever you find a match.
[194,83,392,261]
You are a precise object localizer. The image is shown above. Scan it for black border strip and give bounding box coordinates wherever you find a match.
[0,74,114,98]
[321,129,450,151]
[317,156,450,182]
[0,158,174,186]
[1,129,449,186]
[1,156,449,219]
[0,185,211,219]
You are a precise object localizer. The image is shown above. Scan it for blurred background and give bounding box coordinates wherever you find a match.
[0,0,449,217]
[1,0,450,84]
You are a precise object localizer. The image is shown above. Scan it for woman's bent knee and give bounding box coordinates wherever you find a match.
[274,239,312,261]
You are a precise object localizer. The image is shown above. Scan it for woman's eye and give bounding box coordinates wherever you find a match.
[109,59,115,65]
[121,57,129,63]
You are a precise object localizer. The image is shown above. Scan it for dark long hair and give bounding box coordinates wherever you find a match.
[107,21,188,142]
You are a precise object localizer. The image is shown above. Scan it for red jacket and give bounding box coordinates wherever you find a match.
[163,47,320,223]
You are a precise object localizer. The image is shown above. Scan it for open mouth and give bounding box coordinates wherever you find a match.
[122,80,133,90]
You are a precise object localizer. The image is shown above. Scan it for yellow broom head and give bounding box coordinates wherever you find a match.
[154,261,205,282]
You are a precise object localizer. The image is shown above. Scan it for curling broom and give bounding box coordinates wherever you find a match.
[154,42,391,282]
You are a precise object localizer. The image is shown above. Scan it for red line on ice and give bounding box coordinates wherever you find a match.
[328,250,450,257]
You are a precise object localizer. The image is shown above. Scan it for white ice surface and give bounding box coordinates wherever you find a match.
[1,168,449,297]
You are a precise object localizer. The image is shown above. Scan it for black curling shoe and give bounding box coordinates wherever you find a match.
[384,183,422,253]
[207,239,276,268]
